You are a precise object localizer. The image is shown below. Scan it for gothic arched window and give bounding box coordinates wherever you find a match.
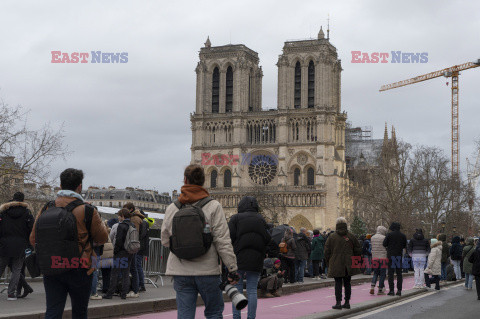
[294,61,301,108]
[211,170,217,188]
[226,66,233,113]
[294,168,300,186]
[308,61,315,108]
[307,167,315,186]
[224,169,232,188]
[212,67,220,113]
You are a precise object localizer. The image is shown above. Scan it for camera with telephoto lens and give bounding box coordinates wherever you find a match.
[219,272,248,310]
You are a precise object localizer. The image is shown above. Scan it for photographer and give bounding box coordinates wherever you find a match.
[161,164,238,319]
[259,259,285,297]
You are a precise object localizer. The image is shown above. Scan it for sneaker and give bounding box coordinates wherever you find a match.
[90,294,102,300]
[126,292,139,298]
[139,286,146,292]
[378,289,386,295]
[7,294,17,301]
[370,288,375,295]
[102,294,112,299]
[321,275,327,279]
[387,291,395,296]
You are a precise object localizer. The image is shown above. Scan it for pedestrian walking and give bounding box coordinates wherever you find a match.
[325,217,362,310]
[362,234,372,275]
[370,226,387,295]
[161,164,238,319]
[437,233,450,281]
[30,168,108,318]
[424,239,442,290]
[0,192,34,301]
[450,236,463,281]
[280,228,296,284]
[228,196,271,319]
[462,237,475,290]
[294,228,311,283]
[383,222,407,296]
[310,230,325,280]
[467,239,480,300]
[408,229,430,288]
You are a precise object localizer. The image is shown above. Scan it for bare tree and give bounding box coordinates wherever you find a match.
[0,98,69,202]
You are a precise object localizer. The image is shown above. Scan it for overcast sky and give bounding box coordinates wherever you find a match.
[0,0,479,193]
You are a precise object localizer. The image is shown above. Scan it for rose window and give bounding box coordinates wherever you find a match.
[248,154,277,185]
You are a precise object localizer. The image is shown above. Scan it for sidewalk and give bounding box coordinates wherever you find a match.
[0,274,415,319]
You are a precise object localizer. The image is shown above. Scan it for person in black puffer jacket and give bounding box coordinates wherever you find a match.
[407,229,430,288]
[228,196,271,319]
[383,222,407,296]
[450,236,463,281]
[467,239,480,300]
[0,192,34,300]
[294,228,311,283]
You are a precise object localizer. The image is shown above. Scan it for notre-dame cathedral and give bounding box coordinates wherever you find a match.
[190,27,349,231]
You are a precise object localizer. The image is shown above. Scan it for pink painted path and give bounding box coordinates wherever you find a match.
[125,277,415,319]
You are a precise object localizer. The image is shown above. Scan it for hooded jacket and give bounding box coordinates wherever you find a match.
[310,235,325,261]
[407,229,430,257]
[295,232,312,261]
[371,226,387,260]
[228,196,271,273]
[282,229,297,259]
[462,238,475,274]
[0,201,34,258]
[425,241,443,276]
[468,241,480,276]
[324,220,362,278]
[161,185,237,276]
[449,236,463,260]
[382,222,407,258]
[130,209,145,232]
[437,233,450,262]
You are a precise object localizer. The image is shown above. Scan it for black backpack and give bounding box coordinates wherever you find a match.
[170,197,213,260]
[35,199,93,275]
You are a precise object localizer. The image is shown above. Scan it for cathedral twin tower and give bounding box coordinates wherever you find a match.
[191,28,348,231]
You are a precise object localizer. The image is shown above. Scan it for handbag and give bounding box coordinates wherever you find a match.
[25,251,42,278]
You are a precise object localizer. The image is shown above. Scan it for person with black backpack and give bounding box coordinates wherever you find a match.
[161,164,238,319]
[0,192,34,301]
[29,168,108,319]
[103,208,138,300]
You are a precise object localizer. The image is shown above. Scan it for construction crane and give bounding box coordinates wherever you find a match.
[380,59,480,177]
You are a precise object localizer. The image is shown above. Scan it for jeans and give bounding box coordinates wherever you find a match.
[364,255,372,275]
[441,262,447,280]
[43,269,92,319]
[106,252,132,297]
[465,273,474,289]
[412,256,427,287]
[334,276,351,303]
[0,256,24,296]
[371,260,386,289]
[451,260,461,280]
[129,253,139,293]
[388,257,403,292]
[295,259,306,283]
[173,275,223,319]
[136,254,145,289]
[233,270,260,319]
[90,269,99,295]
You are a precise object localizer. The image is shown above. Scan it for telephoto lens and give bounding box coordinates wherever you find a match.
[223,284,248,310]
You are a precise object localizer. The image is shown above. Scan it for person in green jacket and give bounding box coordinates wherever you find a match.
[311,229,326,279]
[462,237,476,289]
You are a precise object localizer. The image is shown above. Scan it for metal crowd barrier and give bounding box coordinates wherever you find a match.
[142,238,169,287]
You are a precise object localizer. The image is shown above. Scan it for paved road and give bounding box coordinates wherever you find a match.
[347,282,479,319]
[125,277,417,319]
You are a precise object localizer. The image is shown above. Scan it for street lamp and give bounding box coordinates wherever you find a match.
[453,225,457,233]
[441,220,446,233]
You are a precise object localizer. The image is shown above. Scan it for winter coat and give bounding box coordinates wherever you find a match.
[371,226,387,260]
[382,222,407,259]
[266,238,279,258]
[310,235,325,261]
[114,219,135,255]
[130,210,145,232]
[30,196,108,272]
[425,241,442,276]
[408,229,430,257]
[283,233,297,259]
[462,239,475,274]
[295,232,311,261]
[450,236,463,261]
[468,244,480,276]
[437,234,450,263]
[0,202,34,258]
[98,236,114,268]
[228,196,271,273]
[324,222,362,278]
[161,195,238,276]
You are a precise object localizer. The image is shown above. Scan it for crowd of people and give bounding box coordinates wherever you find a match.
[1,164,480,319]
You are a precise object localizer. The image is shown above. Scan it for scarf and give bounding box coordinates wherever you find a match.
[178,184,210,204]
[57,190,84,202]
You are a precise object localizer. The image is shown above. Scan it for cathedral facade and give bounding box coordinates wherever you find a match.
[190,28,348,231]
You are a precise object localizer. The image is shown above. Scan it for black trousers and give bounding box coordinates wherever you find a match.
[334,276,351,303]
[425,274,440,289]
[106,253,132,297]
[388,258,403,292]
[281,257,295,283]
[312,260,321,277]
[476,276,480,298]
